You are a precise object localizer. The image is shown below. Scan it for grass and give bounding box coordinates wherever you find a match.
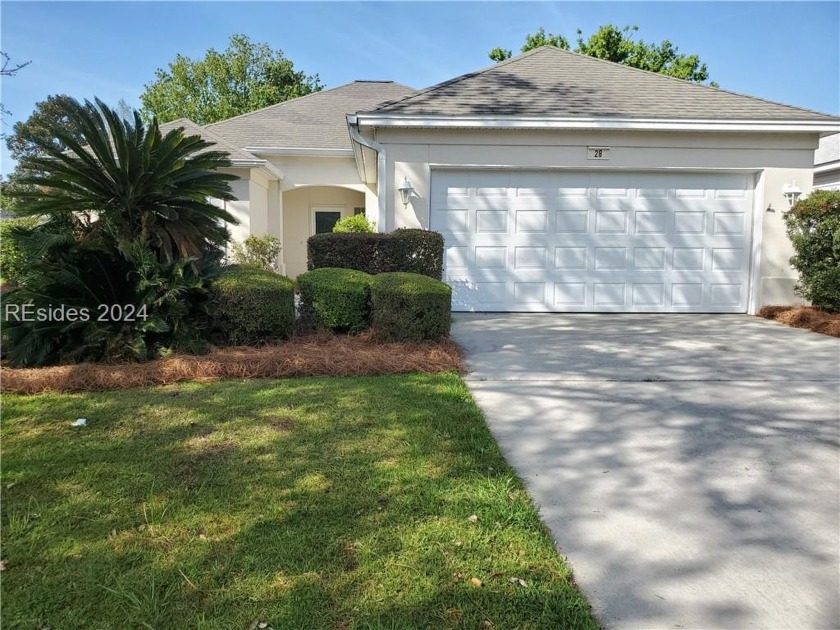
[1,374,597,629]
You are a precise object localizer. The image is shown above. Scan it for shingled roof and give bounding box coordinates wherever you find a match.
[158,118,259,161]
[365,47,838,121]
[206,81,415,150]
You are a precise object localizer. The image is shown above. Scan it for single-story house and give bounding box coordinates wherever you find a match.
[165,46,840,313]
[814,133,840,190]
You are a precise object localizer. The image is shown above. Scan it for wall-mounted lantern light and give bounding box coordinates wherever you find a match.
[782,181,802,207]
[397,178,415,207]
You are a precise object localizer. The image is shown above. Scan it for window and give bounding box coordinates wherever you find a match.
[314,210,342,234]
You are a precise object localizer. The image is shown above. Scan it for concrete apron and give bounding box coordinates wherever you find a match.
[454,313,840,630]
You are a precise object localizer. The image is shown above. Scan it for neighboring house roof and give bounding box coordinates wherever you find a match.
[206,81,415,151]
[815,133,840,166]
[158,118,259,161]
[365,46,838,122]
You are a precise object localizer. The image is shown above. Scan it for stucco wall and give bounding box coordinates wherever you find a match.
[369,127,821,310]
[268,156,365,190]
[282,186,365,278]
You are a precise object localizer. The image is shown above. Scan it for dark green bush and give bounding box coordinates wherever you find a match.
[785,189,840,311]
[209,266,295,344]
[0,98,238,366]
[370,272,451,342]
[307,228,444,279]
[0,216,41,286]
[297,267,372,333]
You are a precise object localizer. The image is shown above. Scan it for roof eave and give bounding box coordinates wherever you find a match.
[815,159,840,174]
[229,158,285,181]
[355,114,840,133]
[245,146,354,158]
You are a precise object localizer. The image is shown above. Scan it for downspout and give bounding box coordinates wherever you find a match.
[347,115,387,233]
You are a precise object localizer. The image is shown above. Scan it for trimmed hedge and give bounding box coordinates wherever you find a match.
[370,272,451,342]
[209,266,295,344]
[307,228,444,279]
[297,267,373,333]
[785,189,840,311]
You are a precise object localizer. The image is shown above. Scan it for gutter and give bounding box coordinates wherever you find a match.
[353,114,840,134]
[347,114,387,232]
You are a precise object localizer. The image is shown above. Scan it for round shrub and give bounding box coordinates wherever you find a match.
[333,214,374,233]
[785,189,840,311]
[370,272,451,342]
[297,267,372,333]
[209,266,295,344]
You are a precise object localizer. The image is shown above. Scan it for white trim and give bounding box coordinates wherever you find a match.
[245,146,354,158]
[347,117,387,233]
[355,114,840,133]
[429,164,761,173]
[748,170,766,315]
[814,160,840,174]
[230,158,285,181]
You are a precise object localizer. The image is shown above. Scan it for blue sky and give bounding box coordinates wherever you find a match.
[1,1,838,175]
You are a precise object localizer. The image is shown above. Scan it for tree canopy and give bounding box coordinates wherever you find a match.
[490,25,715,84]
[140,34,323,125]
[5,94,87,163]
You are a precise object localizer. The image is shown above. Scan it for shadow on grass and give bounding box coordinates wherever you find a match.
[2,374,597,629]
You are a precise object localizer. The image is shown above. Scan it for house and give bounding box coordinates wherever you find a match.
[167,46,840,313]
[814,133,840,190]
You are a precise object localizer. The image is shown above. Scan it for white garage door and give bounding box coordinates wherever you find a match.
[431,170,754,313]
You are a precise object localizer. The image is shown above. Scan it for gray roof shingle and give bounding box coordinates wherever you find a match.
[206,81,415,150]
[158,118,259,161]
[367,47,838,121]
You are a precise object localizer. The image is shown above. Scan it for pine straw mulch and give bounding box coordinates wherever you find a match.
[757,305,840,338]
[0,332,465,395]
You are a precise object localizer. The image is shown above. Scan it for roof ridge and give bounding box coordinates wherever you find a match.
[205,82,357,129]
[371,48,548,113]
[163,118,259,160]
[370,45,837,120]
[547,46,839,119]
[206,80,418,130]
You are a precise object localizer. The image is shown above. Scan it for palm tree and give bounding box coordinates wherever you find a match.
[2,98,240,366]
[10,97,238,262]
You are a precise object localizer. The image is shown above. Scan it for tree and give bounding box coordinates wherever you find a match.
[140,34,323,125]
[3,98,239,366]
[5,94,87,163]
[1,51,31,120]
[489,24,714,84]
[0,51,30,77]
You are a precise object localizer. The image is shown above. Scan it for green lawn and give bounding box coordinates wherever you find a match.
[1,374,597,629]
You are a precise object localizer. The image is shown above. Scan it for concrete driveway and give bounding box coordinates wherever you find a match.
[453,314,840,630]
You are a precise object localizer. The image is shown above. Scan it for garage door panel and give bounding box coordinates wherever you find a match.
[433,170,753,312]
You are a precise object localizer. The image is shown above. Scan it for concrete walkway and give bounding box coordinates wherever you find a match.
[454,314,840,630]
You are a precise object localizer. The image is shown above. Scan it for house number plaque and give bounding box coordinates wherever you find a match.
[587,147,610,160]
